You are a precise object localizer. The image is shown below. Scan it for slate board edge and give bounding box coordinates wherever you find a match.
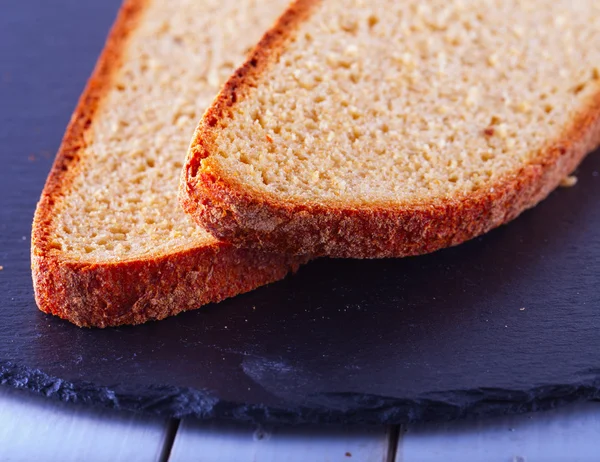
[2,361,599,425]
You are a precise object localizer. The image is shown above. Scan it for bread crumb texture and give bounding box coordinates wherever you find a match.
[50,0,289,261]
[560,175,578,187]
[211,0,600,205]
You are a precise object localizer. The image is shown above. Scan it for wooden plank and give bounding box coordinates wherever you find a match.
[169,420,392,462]
[0,385,174,462]
[398,403,600,462]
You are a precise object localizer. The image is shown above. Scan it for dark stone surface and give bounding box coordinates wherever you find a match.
[1,0,599,425]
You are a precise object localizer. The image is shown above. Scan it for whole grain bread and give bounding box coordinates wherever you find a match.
[31,0,303,328]
[181,0,600,258]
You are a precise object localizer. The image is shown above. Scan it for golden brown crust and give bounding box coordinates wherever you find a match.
[31,0,306,328]
[181,0,600,258]
[33,244,305,328]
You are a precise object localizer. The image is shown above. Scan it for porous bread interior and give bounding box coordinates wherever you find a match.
[50,0,290,261]
[209,0,600,206]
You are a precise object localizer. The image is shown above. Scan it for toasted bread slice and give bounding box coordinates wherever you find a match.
[181,0,600,258]
[31,0,303,327]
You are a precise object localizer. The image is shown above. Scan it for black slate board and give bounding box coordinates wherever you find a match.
[1,0,600,425]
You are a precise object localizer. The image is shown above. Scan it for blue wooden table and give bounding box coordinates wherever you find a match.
[2,385,598,461]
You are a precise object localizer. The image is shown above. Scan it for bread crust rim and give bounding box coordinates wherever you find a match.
[182,0,600,257]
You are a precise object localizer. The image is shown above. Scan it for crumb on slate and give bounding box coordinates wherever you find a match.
[560,175,578,187]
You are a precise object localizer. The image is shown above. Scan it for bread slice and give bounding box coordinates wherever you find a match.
[180,0,600,258]
[31,0,304,328]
